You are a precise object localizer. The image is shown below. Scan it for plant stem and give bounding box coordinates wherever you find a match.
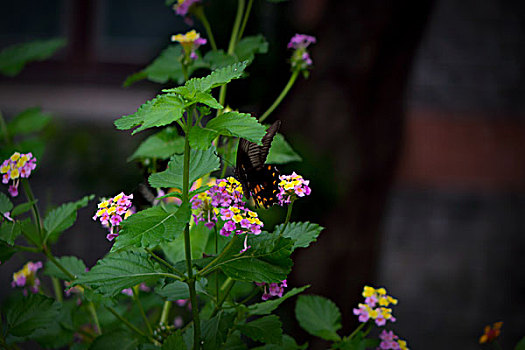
[43,246,75,280]
[259,69,300,122]
[105,305,159,343]
[279,199,294,236]
[194,7,217,51]
[145,248,184,277]
[133,286,153,335]
[197,235,239,277]
[210,277,235,317]
[13,244,40,252]
[182,110,201,349]
[88,301,102,335]
[347,321,366,340]
[214,227,219,306]
[51,276,63,302]
[21,179,43,241]
[217,0,246,114]
[237,0,254,43]
[160,300,172,325]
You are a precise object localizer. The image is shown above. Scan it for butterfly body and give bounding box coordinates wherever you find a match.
[235,120,281,208]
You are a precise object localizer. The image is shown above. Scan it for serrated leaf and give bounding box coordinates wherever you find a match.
[237,315,282,344]
[189,112,265,150]
[44,256,86,280]
[89,330,140,350]
[20,217,41,246]
[248,286,309,315]
[149,147,220,190]
[0,221,21,245]
[155,280,189,300]
[0,192,13,213]
[164,61,248,95]
[162,221,211,263]
[266,133,302,164]
[114,93,185,135]
[128,128,184,161]
[124,45,208,87]
[7,107,51,136]
[112,203,190,251]
[43,195,93,242]
[204,50,237,70]
[74,250,165,297]
[6,294,60,339]
[295,295,342,341]
[253,334,308,350]
[0,38,66,76]
[222,331,247,350]
[274,222,323,251]
[11,200,37,217]
[162,331,186,350]
[209,235,293,283]
[235,35,268,63]
[202,312,236,350]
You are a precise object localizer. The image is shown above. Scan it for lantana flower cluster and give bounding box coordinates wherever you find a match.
[1,152,37,197]
[256,280,287,300]
[171,29,207,60]
[173,0,200,18]
[11,261,43,295]
[191,177,264,252]
[92,192,134,241]
[288,34,316,71]
[378,330,409,350]
[277,172,311,205]
[353,286,398,326]
[479,321,503,344]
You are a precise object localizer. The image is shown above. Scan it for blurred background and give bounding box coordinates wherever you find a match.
[0,0,524,349]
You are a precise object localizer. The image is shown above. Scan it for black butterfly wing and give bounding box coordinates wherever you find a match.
[235,120,281,208]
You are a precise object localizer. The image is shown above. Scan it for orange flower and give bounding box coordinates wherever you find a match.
[479,321,503,344]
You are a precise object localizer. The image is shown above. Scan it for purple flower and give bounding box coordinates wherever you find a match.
[287,34,316,49]
[258,280,287,300]
[287,34,317,71]
[173,0,201,17]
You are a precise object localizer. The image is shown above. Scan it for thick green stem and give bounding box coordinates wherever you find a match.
[259,69,300,122]
[214,227,219,305]
[210,277,235,317]
[279,199,294,236]
[194,7,217,51]
[197,235,239,277]
[182,112,201,349]
[13,244,40,252]
[237,0,254,43]
[88,301,102,335]
[51,276,63,302]
[133,286,153,335]
[145,248,184,278]
[44,247,75,280]
[160,300,172,325]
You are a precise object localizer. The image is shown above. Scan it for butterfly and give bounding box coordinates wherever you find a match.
[235,120,281,209]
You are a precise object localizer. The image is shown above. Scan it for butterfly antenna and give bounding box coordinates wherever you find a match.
[214,151,235,167]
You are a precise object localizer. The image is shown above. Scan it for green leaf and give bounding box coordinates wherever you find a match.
[202,312,235,350]
[114,93,185,135]
[211,235,293,283]
[335,332,379,350]
[6,294,60,339]
[162,221,211,263]
[155,280,189,300]
[0,192,13,213]
[20,217,41,246]
[237,315,282,345]
[248,286,309,315]
[189,112,265,150]
[274,222,323,251]
[90,330,140,350]
[0,241,17,262]
[295,295,342,341]
[204,50,237,70]
[128,128,184,161]
[44,256,86,280]
[0,221,21,245]
[235,35,268,63]
[124,45,208,87]
[164,61,248,95]
[7,107,52,136]
[74,250,165,297]
[162,331,186,350]
[266,133,302,164]
[11,200,37,217]
[112,203,190,251]
[222,331,247,350]
[149,147,220,190]
[0,38,66,76]
[515,336,525,350]
[253,334,308,350]
[43,195,93,242]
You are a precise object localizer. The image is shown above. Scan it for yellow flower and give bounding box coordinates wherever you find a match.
[0,163,9,173]
[9,168,19,180]
[107,206,116,215]
[98,200,110,209]
[10,152,20,162]
[362,286,375,298]
[232,214,243,223]
[479,322,503,344]
[398,340,409,350]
